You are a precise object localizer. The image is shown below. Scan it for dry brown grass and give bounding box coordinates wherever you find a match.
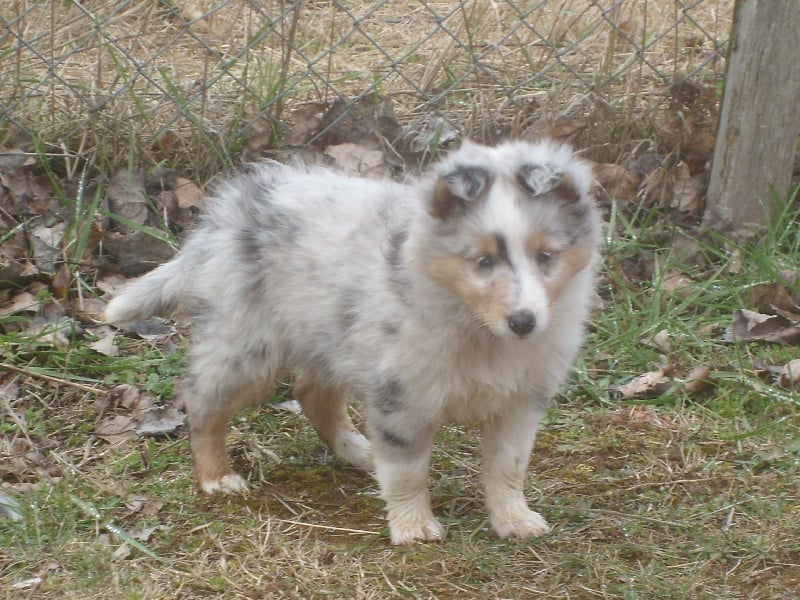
[1,0,733,179]
[2,355,799,598]
[7,3,797,599]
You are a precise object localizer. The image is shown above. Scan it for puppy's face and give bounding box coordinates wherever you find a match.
[423,143,598,339]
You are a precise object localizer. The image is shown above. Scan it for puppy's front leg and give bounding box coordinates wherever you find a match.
[482,400,550,539]
[370,422,443,545]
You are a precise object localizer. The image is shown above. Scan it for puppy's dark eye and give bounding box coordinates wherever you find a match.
[536,251,554,266]
[476,255,495,270]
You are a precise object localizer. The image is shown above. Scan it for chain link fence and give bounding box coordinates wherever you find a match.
[1,0,731,177]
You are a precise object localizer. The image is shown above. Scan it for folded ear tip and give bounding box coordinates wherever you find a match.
[430,166,489,221]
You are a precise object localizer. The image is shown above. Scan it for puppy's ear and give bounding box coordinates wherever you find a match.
[517,163,577,202]
[552,172,579,203]
[431,166,489,221]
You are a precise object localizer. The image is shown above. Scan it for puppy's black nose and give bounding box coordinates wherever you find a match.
[507,310,536,337]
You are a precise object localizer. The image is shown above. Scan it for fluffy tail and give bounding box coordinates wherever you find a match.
[104,257,188,324]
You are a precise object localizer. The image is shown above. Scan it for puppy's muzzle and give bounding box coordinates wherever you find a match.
[507,310,536,337]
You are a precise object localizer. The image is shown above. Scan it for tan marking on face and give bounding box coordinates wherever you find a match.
[526,230,554,260]
[543,242,594,302]
[526,230,594,302]
[475,233,502,260]
[425,253,514,335]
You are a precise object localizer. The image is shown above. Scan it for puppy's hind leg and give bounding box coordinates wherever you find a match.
[185,338,277,494]
[294,371,372,471]
[189,398,249,494]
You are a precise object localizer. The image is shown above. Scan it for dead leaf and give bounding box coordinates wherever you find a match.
[0,147,36,172]
[88,325,119,357]
[669,232,709,270]
[112,543,132,561]
[641,329,671,354]
[28,220,66,274]
[23,318,73,348]
[241,114,278,159]
[124,494,164,516]
[660,270,695,296]
[95,274,127,295]
[727,309,800,345]
[106,169,148,230]
[694,323,722,337]
[143,166,179,196]
[112,319,176,341]
[172,177,205,210]
[777,359,800,390]
[613,368,674,400]
[9,576,42,591]
[283,102,328,147]
[276,399,302,414]
[130,525,163,542]
[150,130,181,162]
[403,116,460,155]
[0,291,40,317]
[315,94,401,148]
[102,230,176,277]
[669,161,704,215]
[104,384,155,418]
[683,364,714,394]
[626,140,662,180]
[727,247,743,275]
[324,143,387,178]
[0,434,61,482]
[547,115,587,146]
[593,163,640,204]
[51,263,71,301]
[95,415,136,446]
[136,406,184,436]
[659,79,718,173]
[73,296,107,323]
[743,281,799,314]
[0,169,56,213]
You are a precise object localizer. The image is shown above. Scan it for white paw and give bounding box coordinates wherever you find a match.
[199,472,249,494]
[334,430,373,471]
[389,515,445,545]
[490,506,550,539]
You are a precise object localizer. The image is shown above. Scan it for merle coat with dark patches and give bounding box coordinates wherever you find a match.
[105,140,600,546]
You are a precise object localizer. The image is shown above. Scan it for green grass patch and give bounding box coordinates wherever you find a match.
[2,192,800,597]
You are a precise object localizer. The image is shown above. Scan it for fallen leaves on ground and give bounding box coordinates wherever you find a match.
[613,277,800,403]
[726,309,800,345]
[94,384,186,450]
[613,367,674,400]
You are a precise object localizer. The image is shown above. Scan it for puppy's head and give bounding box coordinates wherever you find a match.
[422,140,599,339]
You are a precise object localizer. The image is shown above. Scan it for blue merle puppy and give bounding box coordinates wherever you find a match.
[105,139,600,545]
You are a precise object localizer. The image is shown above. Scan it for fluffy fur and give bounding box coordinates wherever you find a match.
[105,139,600,545]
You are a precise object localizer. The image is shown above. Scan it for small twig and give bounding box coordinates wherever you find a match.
[0,374,31,440]
[538,504,690,529]
[274,518,379,536]
[619,476,718,492]
[0,361,105,395]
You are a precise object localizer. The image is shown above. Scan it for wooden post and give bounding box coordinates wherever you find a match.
[704,0,800,230]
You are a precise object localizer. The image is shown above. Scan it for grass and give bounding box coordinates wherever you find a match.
[1,1,732,180]
[3,0,798,597]
[2,188,799,598]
